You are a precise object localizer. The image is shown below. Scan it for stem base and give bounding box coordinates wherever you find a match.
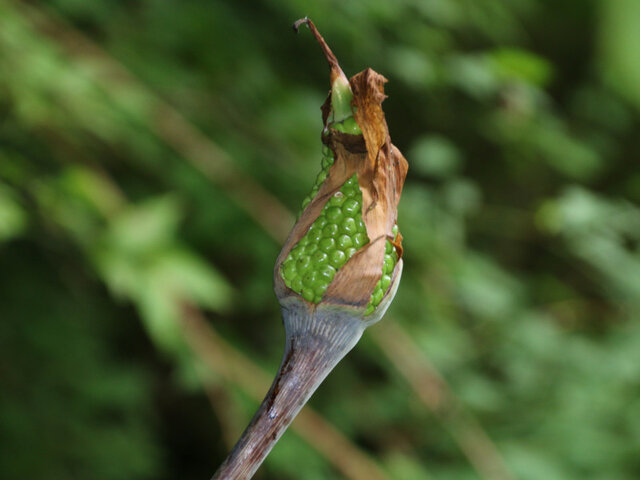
[212,302,365,480]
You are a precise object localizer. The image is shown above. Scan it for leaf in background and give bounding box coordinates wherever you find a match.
[106,195,182,256]
[60,167,124,218]
[409,135,462,179]
[0,184,27,243]
[446,54,499,99]
[537,186,640,305]
[98,198,234,352]
[386,46,438,89]
[599,0,640,110]
[146,248,232,313]
[488,48,553,87]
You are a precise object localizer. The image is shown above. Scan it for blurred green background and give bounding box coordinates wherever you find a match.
[1,1,640,479]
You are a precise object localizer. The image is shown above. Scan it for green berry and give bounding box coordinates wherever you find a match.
[371,287,384,306]
[364,224,402,312]
[328,192,346,207]
[316,171,328,184]
[291,276,303,292]
[307,228,322,243]
[385,241,394,255]
[290,245,304,259]
[315,283,328,296]
[336,234,353,250]
[312,251,329,267]
[353,232,368,249]
[332,116,362,135]
[318,265,336,283]
[342,198,360,216]
[326,206,343,223]
[383,254,395,274]
[341,116,362,135]
[296,255,312,273]
[322,223,339,238]
[314,216,328,229]
[302,287,315,302]
[339,217,356,235]
[303,270,318,287]
[319,237,335,253]
[282,259,296,279]
[329,249,346,268]
[303,243,319,255]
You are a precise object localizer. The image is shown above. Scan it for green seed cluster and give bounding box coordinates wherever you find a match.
[364,224,399,316]
[332,117,362,135]
[300,146,335,213]
[285,111,398,313]
[282,174,369,303]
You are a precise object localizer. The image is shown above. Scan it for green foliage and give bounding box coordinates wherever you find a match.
[1,0,640,479]
[0,246,160,480]
[0,184,27,241]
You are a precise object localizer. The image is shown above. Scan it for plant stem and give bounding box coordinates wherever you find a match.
[211,303,365,480]
[331,75,355,123]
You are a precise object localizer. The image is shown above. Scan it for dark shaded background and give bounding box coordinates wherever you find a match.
[1,1,639,479]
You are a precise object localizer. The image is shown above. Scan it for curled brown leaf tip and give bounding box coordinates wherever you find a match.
[292,17,309,33]
[293,17,346,84]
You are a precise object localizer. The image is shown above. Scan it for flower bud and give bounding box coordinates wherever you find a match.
[274,19,408,322]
